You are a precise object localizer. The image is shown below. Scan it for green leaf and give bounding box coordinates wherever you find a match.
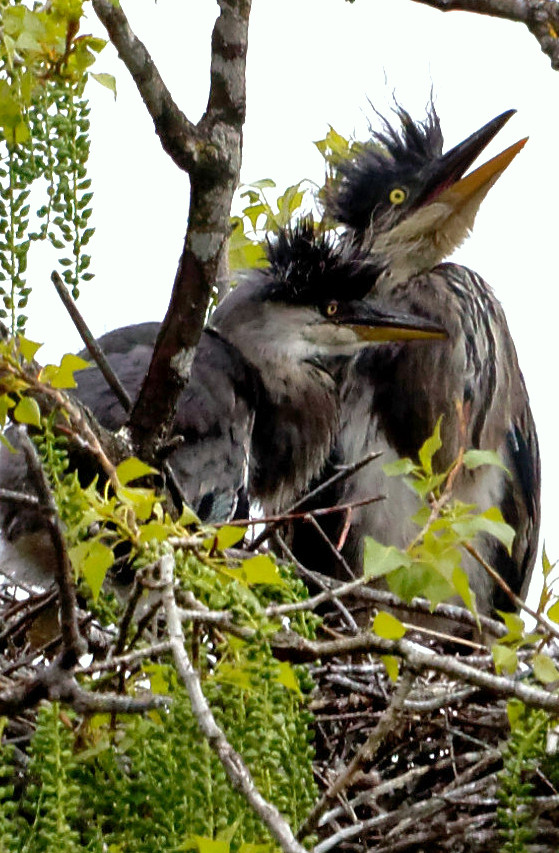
[238,554,286,587]
[381,655,400,682]
[492,644,518,675]
[216,819,242,846]
[0,393,15,426]
[410,471,446,499]
[275,661,302,695]
[418,416,442,475]
[451,567,478,619]
[506,698,525,729]
[363,537,411,580]
[242,201,267,230]
[203,525,246,551]
[213,662,252,691]
[228,218,267,271]
[17,335,42,362]
[90,72,117,99]
[179,505,200,526]
[314,126,350,163]
[382,457,416,477]
[70,540,114,601]
[498,611,525,639]
[14,395,41,427]
[248,178,276,190]
[452,507,515,555]
[542,545,555,579]
[139,521,170,544]
[547,600,559,624]
[462,449,510,475]
[184,838,230,853]
[116,457,158,485]
[533,653,559,685]
[117,486,158,521]
[81,36,108,54]
[142,663,173,695]
[373,611,406,639]
[387,562,454,608]
[276,183,305,227]
[41,353,91,389]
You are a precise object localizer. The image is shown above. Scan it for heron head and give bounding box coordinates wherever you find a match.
[326,105,526,280]
[212,220,446,366]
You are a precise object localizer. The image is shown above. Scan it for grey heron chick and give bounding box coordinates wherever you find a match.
[0,220,445,590]
[292,109,540,617]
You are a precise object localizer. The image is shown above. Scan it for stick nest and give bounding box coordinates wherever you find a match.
[310,633,559,853]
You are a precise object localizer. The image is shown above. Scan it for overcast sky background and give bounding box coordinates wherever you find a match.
[24,0,559,606]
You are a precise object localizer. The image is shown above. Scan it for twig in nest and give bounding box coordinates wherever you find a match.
[273,630,559,713]
[249,449,383,550]
[297,669,415,841]
[273,532,359,632]
[0,487,41,510]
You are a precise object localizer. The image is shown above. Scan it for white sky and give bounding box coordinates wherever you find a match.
[25,0,559,605]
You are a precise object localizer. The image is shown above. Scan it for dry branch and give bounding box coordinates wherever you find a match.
[16,428,85,665]
[411,0,559,68]
[159,551,306,853]
[92,0,251,460]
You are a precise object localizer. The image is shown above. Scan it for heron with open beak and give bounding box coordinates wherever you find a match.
[292,107,540,617]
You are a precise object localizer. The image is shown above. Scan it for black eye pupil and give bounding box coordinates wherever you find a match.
[390,188,407,205]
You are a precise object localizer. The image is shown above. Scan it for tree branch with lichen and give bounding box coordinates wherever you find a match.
[411,0,559,69]
[92,0,251,462]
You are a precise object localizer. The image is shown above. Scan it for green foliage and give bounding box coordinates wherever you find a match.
[228,125,359,278]
[0,546,317,851]
[492,547,559,677]
[0,0,107,331]
[0,703,81,852]
[497,702,550,852]
[229,178,313,275]
[0,364,318,848]
[363,421,515,619]
[64,672,313,850]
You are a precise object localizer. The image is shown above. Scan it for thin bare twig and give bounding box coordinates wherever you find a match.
[80,641,172,674]
[466,541,559,643]
[159,552,307,853]
[217,493,385,529]
[273,533,359,632]
[51,270,132,412]
[17,428,85,665]
[249,450,383,550]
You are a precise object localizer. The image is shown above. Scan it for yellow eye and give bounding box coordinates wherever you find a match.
[389,187,407,205]
[325,301,338,317]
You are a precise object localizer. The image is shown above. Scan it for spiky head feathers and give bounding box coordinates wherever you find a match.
[264,218,383,307]
[325,104,444,231]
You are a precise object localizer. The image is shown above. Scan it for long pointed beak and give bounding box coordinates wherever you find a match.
[336,302,447,342]
[436,138,527,210]
[416,110,517,208]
